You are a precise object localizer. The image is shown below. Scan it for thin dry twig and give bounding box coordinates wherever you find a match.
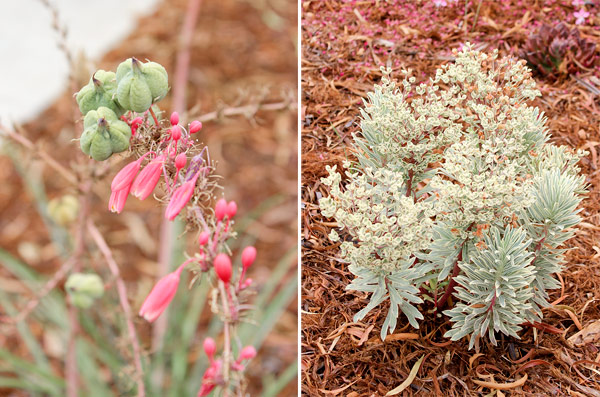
[87,220,145,397]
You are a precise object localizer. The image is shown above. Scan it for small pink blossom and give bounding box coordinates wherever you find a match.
[109,186,130,213]
[572,0,585,7]
[197,360,222,397]
[170,126,181,141]
[138,265,185,322]
[164,174,200,220]
[131,155,165,200]
[574,8,590,25]
[111,158,143,191]
[433,0,447,7]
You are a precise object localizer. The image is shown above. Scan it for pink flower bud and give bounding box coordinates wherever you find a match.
[131,155,165,200]
[175,153,187,170]
[165,174,200,221]
[170,111,179,126]
[111,158,143,192]
[139,265,185,322]
[189,120,202,134]
[170,126,181,141]
[226,201,237,218]
[203,337,216,361]
[215,198,228,221]
[108,185,130,213]
[214,254,232,283]
[198,231,210,246]
[238,346,256,361]
[241,278,253,289]
[241,246,257,270]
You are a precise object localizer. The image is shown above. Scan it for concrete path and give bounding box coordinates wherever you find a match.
[0,0,159,124]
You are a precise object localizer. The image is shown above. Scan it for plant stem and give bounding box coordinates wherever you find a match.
[435,249,464,311]
[148,107,160,127]
[219,281,232,397]
[87,220,145,397]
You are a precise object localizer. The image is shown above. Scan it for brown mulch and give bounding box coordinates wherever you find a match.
[0,0,297,395]
[301,1,600,396]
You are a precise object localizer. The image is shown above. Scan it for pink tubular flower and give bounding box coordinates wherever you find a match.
[109,185,130,213]
[131,155,165,200]
[111,157,144,191]
[197,360,222,397]
[139,264,185,322]
[574,9,590,25]
[165,174,200,220]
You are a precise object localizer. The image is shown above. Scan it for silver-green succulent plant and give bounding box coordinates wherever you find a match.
[319,43,588,347]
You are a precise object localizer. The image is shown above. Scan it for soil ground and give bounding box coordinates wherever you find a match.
[0,0,297,395]
[301,1,600,396]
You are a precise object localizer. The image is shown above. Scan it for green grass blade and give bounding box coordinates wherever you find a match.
[261,360,298,397]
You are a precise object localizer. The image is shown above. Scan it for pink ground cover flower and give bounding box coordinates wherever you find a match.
[574,8,590,25]
[138,264,185,322]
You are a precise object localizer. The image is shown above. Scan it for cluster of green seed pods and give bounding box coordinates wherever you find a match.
[75,58,169,161]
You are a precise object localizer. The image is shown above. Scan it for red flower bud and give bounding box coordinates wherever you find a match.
[214,253,232,283]
[189,120,202,134]
[238,346,256,361]
[198,231,210,246]
[170,126,181,141]
[170,111,179,126]
[241,246,257,270]
[203,337,216,361]
[175,153,187,170]
[215,198,228,221]
[226,201,237,218]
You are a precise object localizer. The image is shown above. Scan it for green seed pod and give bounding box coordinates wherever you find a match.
[75,70,124,116]
[116,58,168,113]
[47,195,79,226]
[65,272,104,309]
[80,107,132,161]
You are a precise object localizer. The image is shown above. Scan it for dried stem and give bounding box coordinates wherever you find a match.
[0,124,78,185]
[196,100,294,123]
[12,257,75,324]
[87,220,145,397]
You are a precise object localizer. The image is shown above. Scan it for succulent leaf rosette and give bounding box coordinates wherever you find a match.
[116,57,169,113]
[75,70,124,116]
[80,107,132,161]
[520,22,597,78]
[320,44,588,347]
